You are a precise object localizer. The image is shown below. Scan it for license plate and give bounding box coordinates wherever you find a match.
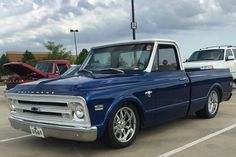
[30,126,44,138]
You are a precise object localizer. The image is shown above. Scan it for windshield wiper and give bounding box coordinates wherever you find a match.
[99,68,125,74]
[77,69,94,78]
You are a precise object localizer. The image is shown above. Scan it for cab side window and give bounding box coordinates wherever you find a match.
[225,49,233,60]
[233,49,236,59]
[153,44,180,71]
[57,64,68,74]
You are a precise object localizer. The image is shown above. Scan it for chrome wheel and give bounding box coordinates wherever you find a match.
[208,90,219,115]
[113,107,136,143]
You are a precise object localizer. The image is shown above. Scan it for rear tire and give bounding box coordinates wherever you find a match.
[104,103,140,148]
[196,89,220,119]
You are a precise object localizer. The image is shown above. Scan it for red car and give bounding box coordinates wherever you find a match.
[4,60,71,90]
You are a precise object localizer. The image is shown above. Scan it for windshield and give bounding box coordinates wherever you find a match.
[188,49,224,62]
[35,62,53,73]
[84,43,153,71]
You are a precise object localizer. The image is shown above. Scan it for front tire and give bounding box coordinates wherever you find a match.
[196,89,220,118]
[104,103,140,148]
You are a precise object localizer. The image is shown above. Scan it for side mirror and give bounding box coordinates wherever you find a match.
[226,55,234,61]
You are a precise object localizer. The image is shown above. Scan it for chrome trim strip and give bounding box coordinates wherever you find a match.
[5,93,87,103]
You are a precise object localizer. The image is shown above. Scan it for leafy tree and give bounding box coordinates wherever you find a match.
[22,50,37,66]
[0,54,10,76]
[75,49,89,64]
[43,41,73,63]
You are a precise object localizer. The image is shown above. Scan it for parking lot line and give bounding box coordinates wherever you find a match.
[223,102,235,105]
[158,124,236,157]
[0,135,32,143]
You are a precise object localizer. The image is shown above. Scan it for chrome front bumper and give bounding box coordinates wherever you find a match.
[9,116,97,142]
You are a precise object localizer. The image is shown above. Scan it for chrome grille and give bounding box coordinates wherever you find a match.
[5,93,91,127]
[15,100,70,115]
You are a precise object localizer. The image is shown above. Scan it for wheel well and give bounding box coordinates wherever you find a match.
[214,86,223,102]
[123,101,145,128]
[102,100,144,139]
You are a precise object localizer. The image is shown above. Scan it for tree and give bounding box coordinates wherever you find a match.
[22,50,37,66]
[0,54,10,76]
[75,49,89,64]
[43,41,73,63]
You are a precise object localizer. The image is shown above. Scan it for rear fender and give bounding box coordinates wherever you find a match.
[188,83,223,114]
[207,83,223,102]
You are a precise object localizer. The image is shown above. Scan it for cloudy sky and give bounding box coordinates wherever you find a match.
[0,0,236,59]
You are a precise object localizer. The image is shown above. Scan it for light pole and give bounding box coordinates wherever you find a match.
[70,29,79,57]
[130,0,137,40]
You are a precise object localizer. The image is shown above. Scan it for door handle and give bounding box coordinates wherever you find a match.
[179,77,187,81]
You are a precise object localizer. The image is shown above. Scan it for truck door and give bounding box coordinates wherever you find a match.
[146,43,190,124]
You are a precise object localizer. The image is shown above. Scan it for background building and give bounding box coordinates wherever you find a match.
[6,51,48,62]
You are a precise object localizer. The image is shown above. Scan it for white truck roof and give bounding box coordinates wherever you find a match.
[91,39,179,49]
[199,45,236,50]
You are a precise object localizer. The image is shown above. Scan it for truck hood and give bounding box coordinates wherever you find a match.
[4,62,47,78]
[7,74,144,96]
[184,61,223,69]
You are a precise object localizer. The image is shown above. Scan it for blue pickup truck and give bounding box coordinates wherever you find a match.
[5,39,233,148]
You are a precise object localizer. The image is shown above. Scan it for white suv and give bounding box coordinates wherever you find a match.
[184,45,236,83]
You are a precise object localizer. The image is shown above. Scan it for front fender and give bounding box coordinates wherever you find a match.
[96,95,145,139]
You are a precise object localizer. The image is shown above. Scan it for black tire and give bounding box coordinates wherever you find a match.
[196,88,220,119]
[104,103,140,148]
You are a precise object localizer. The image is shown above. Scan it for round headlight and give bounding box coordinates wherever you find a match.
[74,106,84,119]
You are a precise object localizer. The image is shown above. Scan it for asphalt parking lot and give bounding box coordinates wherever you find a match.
[0,86,236,157]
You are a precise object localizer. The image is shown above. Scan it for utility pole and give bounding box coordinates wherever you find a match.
[131,0,137,40]
[70,29,79,57]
